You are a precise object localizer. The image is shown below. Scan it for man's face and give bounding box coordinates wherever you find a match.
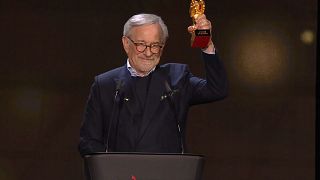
[122,23,164,76]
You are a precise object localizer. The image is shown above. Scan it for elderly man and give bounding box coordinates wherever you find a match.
[79,13,227,156]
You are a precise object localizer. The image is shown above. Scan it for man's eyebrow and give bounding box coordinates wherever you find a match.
[134,40,145,43]
[134,39,161,44]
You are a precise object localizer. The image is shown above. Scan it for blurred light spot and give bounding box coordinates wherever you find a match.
[233,30,289,86]
[300,30,315,45]
[12,87,42,119]
[0,165,13,180]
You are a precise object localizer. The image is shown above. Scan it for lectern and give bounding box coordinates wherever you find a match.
[84,153,204,180]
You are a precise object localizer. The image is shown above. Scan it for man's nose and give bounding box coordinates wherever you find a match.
[144,46,153,56]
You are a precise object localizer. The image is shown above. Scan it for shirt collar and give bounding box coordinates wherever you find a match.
[126,59,156,77]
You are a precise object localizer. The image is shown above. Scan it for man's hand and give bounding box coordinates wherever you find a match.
[187,14,215,53]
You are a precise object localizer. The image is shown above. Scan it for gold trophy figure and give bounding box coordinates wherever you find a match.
[189,0,211,48]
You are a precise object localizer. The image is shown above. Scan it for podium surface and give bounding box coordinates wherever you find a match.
[84,153,204,180]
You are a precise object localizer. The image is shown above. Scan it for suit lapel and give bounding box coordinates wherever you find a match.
[113,65,136,115]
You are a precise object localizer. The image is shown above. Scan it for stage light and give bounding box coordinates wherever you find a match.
[231,27,289,87]
[300,30,315,45]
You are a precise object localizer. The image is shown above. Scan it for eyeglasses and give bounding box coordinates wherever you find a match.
[126,36,164,54]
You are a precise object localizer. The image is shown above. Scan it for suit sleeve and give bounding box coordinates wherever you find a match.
[189,52,228,105]
[78,77,106,157]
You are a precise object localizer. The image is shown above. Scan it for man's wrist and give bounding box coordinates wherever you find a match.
[201,40,215,54]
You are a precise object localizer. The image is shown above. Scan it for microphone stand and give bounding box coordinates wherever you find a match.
[105,80,123,152]
[164,81,184,154]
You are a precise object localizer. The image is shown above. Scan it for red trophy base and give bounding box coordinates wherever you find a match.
[191,29,211,48]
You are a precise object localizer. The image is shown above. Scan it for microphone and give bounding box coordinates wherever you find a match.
[164,81,184,154]
[114,80,123,100]
[106,80,123,152]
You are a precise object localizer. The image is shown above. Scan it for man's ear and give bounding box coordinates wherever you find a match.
[122,36,129,54]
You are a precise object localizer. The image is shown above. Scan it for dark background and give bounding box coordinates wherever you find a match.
[0,0,316,179]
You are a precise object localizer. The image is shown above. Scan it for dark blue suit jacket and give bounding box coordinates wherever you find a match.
[79,52,228,156]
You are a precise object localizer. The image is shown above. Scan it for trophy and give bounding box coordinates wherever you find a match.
[189,0,211,48]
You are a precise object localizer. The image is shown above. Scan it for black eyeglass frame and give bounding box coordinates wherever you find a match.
[126,36,164,54]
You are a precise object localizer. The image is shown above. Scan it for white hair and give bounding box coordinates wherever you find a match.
[123,13,169,43]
